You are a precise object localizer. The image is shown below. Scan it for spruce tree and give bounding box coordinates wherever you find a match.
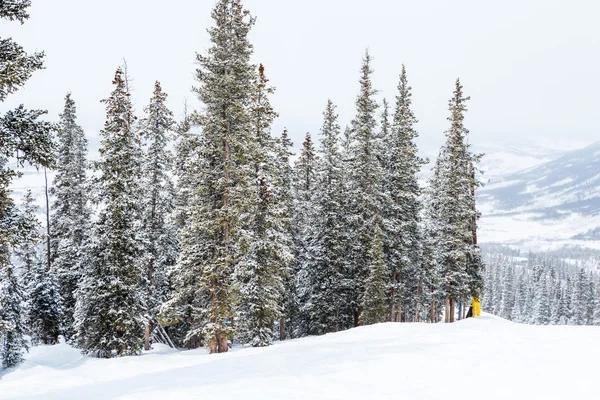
[28,260,62,345]
[74,68,144,358]
[0,265,27,369]
[236,65,291,347]
[138,81,178,350]
[0,0,54,281]
[293,132,319,337]
[162,0,256,354]
[384,65,426,322]
[277,128,296,340]
[428,79,481,322]
[347,51,384,326]
[303,100,350,335]
[50,93,90,339]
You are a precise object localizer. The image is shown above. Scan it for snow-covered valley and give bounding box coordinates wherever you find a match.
[1,314,598,400]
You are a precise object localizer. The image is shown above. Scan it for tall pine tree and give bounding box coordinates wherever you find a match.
[139,81,178,350]
[383,65,426,322]
[74,68,144,358]
[347,51,384,325]
[162,0,256,354]
[50,93,90,339]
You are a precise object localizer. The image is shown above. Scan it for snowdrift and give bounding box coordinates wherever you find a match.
[1,314,598,399]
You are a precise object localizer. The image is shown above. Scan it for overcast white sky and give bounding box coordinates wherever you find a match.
[2,0,599,156]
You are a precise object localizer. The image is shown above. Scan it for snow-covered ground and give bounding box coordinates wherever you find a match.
[1,314,598,399]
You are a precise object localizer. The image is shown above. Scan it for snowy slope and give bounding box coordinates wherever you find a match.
[1,315,599,399]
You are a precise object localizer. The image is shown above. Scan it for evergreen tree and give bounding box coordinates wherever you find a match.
[383,65,426,322]
[50,93,90,339]
[0,265,27,369]
[138,81,178,350]
[236,65,291,347]
[428,79,480,322]
[14,190,40,281]
[162,0,256,354]
[533,273,551,325]
[28,260,62,345]
[74,68,144,358]
[293,132,318,337]
[0,0,54,286]
[277,128,296,340]
[347,51,383,325]
[303,100,350,335]
[498,265,515,319]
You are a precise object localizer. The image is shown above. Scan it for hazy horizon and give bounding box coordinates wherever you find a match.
[2,0,598,156]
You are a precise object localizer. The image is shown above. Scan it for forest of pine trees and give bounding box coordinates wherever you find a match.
[482,246,600,326]
[1,0,490,366]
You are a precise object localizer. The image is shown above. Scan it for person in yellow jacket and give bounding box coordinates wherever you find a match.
[472,296,481,317]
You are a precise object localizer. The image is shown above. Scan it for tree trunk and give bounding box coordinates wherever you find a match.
[279,316,285,341]
[209,337,218,354]
[445,297,450,323]
[389,271,396,322]
[144,324,150,351]
[449,299,455,323]
[44,168,51,271]
[218,335,229,353]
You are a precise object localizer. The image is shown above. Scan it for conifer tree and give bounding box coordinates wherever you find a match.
[347,51,383,325]
[0,0,54,288]
[74,68,144,358]
[533,273,551,325]
[162,0,256,354]
[384,65,426,322]
[293,132,319,336]
[0,265,27,369]
[303,100,350,335]
[50,93,90,338]
[14,190,39,281]
[28,260,62,344]
[428,79,481,322]
[236,65,291,347]
[138,81,178,350]
[277,128,296,340]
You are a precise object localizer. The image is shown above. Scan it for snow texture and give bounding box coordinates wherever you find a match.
[1,314,598,399]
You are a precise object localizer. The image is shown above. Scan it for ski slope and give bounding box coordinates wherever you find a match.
[1,314,598,399]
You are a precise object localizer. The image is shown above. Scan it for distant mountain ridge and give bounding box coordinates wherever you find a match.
[478,141,600,248]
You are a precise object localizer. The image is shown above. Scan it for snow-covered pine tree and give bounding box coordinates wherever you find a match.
[383,65,426,322]
[14,190,40,282]
[359,215,388,325]
[0,264,27,369]
[533,273,551,325]
[302,100,350,335]
[498,265,515,320]
[28,259,62,345]
[293,132,319,337]
[162,0,256,354]
[276,128,296,340]
[138,81,178,351]
[0,1,54,367]
[74,68,144,358]
[0,0,54,286]
[347,51,384,326]
[429,79,480,323]
[50,93,90,339]
[236,65,292,347]
[14,190,62,345]
[1,191,39,368]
